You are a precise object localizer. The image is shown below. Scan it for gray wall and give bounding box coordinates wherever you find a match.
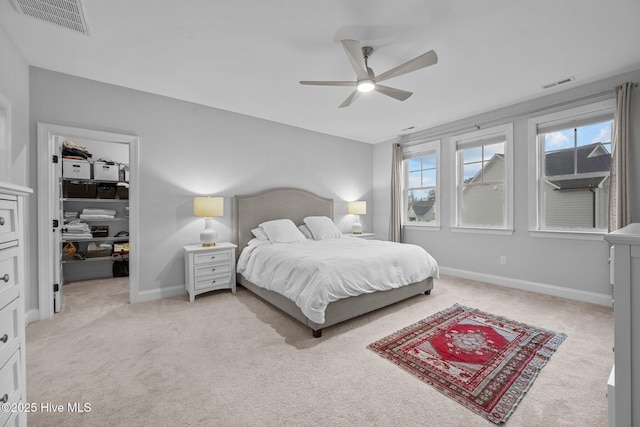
[374,69,640,302]
[0,23,34,311]
[29,67,372,307]
[0,22,29,185]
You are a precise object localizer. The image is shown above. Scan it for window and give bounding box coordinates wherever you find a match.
[529,100,613,234]
[451,124,513,233]
[403,140,440,227]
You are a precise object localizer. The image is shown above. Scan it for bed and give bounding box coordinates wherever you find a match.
[234,187,438,337]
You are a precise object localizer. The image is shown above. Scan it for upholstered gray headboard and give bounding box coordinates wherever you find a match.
[234,187,334,252]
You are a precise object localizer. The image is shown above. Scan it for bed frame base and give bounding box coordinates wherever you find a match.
[237,275,433,338]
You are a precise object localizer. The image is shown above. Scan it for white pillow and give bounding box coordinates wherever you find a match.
[303,216,343,240]
[298,224,313,239]
[259,219,307,243]
[251,227,269,241]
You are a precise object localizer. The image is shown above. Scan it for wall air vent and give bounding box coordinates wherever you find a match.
[9,0,89,36]
[541,76,575,90]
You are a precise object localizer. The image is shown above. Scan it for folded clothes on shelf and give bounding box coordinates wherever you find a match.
[79,208,117,219]
[62,140,92,160]
[62,221,93,239]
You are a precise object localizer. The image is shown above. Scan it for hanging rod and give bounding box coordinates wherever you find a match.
[399,82,637,148]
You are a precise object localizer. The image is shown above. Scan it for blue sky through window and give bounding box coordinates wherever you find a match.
[544,120,611,152]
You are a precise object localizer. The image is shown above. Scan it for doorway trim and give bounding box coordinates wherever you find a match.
[37,123,139,320]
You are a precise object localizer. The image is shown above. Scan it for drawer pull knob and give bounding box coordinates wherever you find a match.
[211,280,216,284]
[212,268,216,272]
[0,394,7,404]
[0,217,4,226]
[0,334,7,343]
[1,274,8,283]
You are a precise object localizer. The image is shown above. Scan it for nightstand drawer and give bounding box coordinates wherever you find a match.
[193,250,231,265]
[195,263,231,278]
[195,273,232,290]
[0,199,18,245]
[0,248,17,295]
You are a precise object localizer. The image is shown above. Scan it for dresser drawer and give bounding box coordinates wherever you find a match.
[0,248,17,296]
[0,199,18,245]
[3,409,19,427]
[193,249,231,265]
[0,298,19,364]
[0,350,21,426]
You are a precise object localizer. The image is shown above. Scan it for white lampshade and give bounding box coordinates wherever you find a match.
[348,201,366,234]
[348,201,367,215]
[194,196,224,247]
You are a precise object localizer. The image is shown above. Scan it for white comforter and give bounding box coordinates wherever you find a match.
[237,237,439,324]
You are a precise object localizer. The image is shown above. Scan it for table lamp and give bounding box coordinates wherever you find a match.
[348,201,366,234]
[194,196,224,246]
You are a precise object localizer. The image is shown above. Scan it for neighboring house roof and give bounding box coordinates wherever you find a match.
[411,198,435,216]
[465,153,504,185]
[547,176,608,190]
[545,142,611,176]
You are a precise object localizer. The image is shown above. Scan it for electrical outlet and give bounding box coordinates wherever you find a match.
[499,256,507,265]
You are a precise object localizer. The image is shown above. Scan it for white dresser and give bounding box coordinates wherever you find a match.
[605,223,640,427]
[0,183,31,427]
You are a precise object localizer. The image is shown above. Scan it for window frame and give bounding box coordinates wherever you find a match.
[450,123,514,235]
[402,139,441,230]
[527,99,614,239]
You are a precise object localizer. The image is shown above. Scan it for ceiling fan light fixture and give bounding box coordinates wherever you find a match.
[357,80,375,93]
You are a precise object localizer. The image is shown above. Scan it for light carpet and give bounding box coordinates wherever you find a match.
[25,275,613,426]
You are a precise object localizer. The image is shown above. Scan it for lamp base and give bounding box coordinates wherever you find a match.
[200,218,218,247]
[352,219,363,235]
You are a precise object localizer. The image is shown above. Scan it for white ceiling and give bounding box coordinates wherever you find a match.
[1,0,639,144]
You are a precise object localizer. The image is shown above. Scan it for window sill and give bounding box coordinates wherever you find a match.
[404,224,441,232]
[451,226,514,236]
[529,230,607,241]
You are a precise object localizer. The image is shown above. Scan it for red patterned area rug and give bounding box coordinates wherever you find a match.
[368,304,566,424]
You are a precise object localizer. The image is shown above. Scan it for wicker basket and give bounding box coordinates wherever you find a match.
[96,184,117,199]
[63,181,97,199]
[116,186,129,200]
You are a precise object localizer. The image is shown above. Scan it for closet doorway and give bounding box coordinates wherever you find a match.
[37,123,139,320]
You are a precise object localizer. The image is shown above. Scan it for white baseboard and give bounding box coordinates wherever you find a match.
[130,284,186,304]
[26,308,40,325]
[439,267,613,307]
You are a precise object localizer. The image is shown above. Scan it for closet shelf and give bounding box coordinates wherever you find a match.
[62,198,128,203]
[62,255,128,264]
[61,177,129,185]
[61,236,129,243]
[65,218,128,222]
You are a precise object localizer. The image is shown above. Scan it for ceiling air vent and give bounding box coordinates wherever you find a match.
[541,76,575,90]
[9,0,89,36]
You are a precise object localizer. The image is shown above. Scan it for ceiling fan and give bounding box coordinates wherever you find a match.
[300,39,438,108]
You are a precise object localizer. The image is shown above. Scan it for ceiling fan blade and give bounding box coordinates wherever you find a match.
[375,50,438,83]
[374,84,413,102]
[299,80,355,87]
[338,90,360,108]
[340,39,370,81]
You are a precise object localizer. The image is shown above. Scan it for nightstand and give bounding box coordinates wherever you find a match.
[183,242,237,302]
[344,232,376,240]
